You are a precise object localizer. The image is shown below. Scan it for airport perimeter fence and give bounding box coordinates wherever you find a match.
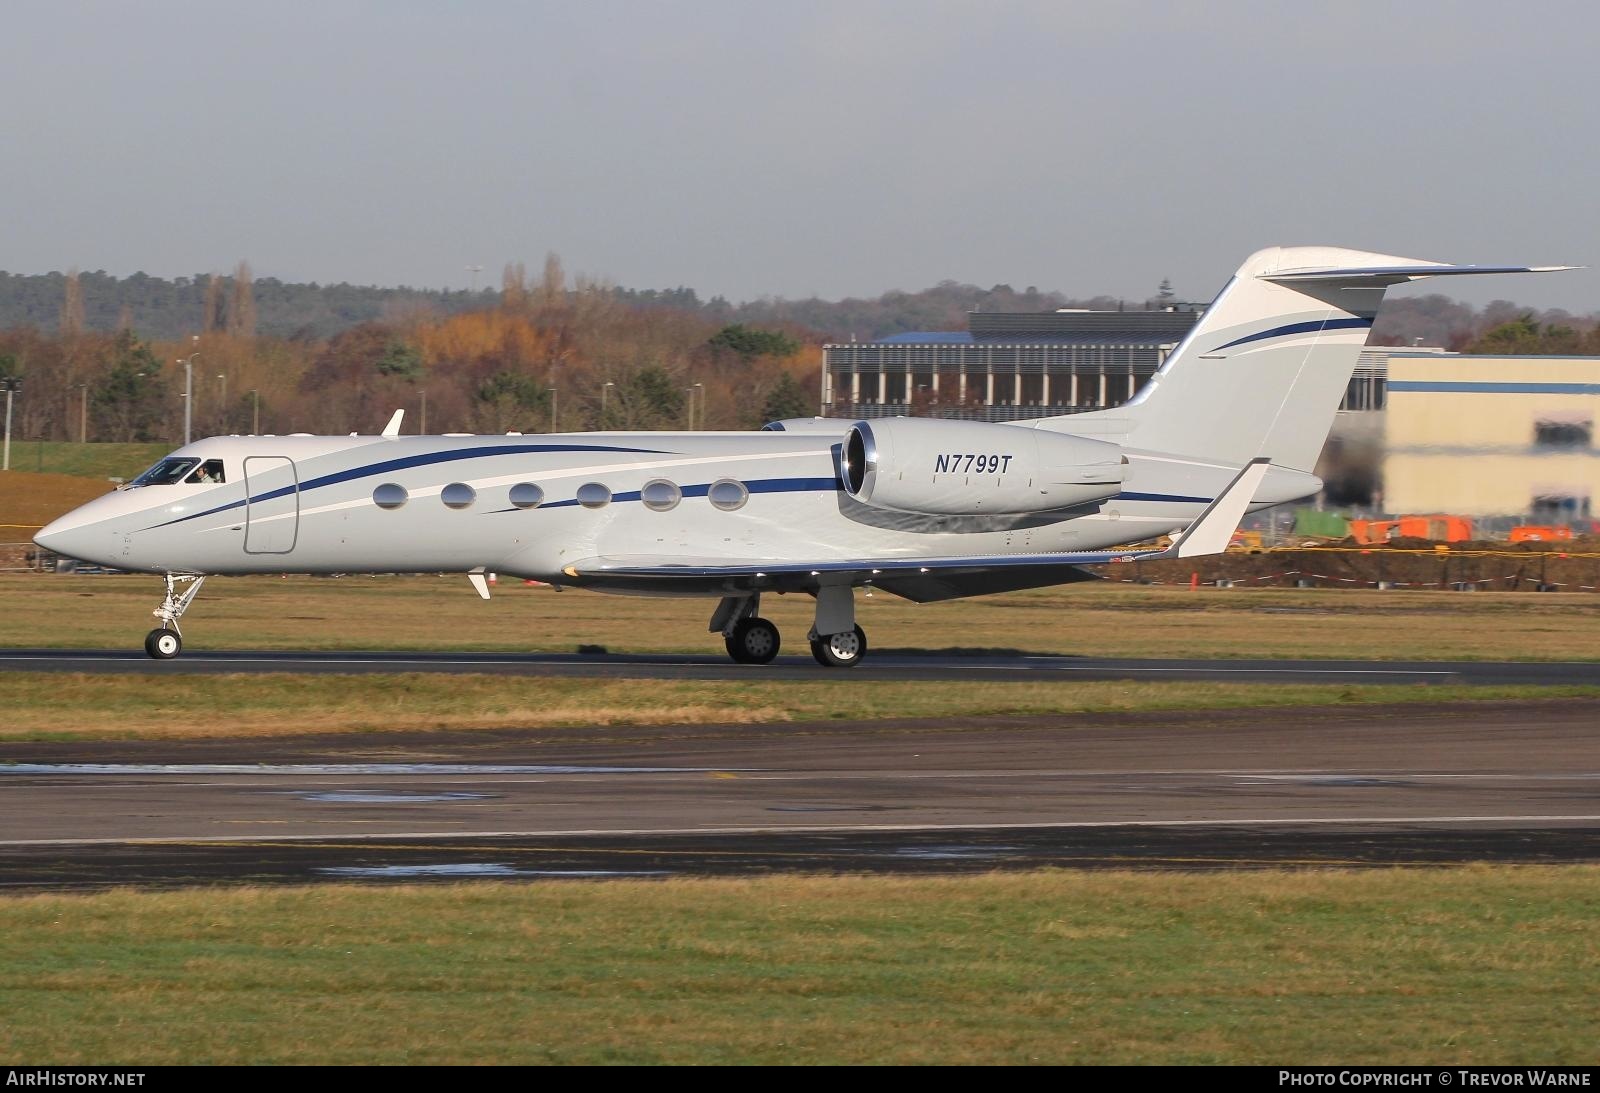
[0,541,63,572]
[1097,545,1600,593]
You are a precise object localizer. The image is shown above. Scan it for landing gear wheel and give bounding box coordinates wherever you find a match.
[725,617,781,664]
[144,628,182,660]
[810,625,867,668]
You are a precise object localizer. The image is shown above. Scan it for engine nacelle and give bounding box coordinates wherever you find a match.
[841,418,1126,515]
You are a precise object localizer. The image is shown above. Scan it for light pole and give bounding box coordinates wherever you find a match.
[179,336,200,445]
[548,387,558,433]
[600,381,614,425]
[684,382,703,430]
[419,389,427,435]
[1,376,19,471]
[79,384,88,443]
[217,373,228,432]
[249,389,260,434]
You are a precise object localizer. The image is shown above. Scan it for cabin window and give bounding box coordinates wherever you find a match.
[708,478,749,512]
[576,483,612,509]
[129,458,198,486]
[641,479,681,512]
[373,483,408,510]
[184,459,226,484]
[509,483,544,509]
[441,482,477,509]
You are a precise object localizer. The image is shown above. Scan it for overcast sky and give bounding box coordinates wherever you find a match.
[4,0,1599,311]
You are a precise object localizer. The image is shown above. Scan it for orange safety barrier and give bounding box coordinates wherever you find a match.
[1349,515,1474,544]
[1509,526,1574,542]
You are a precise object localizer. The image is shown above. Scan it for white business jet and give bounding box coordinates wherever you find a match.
[34,246,1569,665]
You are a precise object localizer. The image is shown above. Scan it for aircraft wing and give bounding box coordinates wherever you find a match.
[560,460,1270,603]
[562,548,1152,602]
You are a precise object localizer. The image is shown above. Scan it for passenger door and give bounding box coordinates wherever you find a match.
[243,456,299,554]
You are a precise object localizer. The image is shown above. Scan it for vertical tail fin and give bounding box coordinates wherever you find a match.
[1033,246,1571,471]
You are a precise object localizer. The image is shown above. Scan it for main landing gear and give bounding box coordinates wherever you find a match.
[711,586,867,668]
[143,573,206,660]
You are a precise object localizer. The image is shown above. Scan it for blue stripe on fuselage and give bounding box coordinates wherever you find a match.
[142,442,670,530]
[537,477,843,509]
[1212,316,1372,352]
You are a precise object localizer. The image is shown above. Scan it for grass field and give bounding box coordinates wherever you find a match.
[3,441,170,483]
[3,573,1599,661]
[1,868,1594,1065]
[3,672,1595,740]
[0,471,119,534]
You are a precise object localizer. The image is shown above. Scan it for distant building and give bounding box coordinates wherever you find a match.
[822,307,1393,423]
[1382,354,1600,526]
[821,309,1200,422]
[822,312,1600,529]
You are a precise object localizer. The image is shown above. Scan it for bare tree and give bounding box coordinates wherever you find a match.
[203,273,226,333]
[536,252,566,310]
[228,261,256,338]
[501,262,528,310]
[60,269,84,335]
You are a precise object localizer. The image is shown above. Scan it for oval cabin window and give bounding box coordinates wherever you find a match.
[576,483,612,509]
[373,483,409,510]
[641,479,681,512]
[508,483,544,509]
[708,479,749,512]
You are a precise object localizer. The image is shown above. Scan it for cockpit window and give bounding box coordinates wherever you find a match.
[185,460,226,484]
[129,458,199,486]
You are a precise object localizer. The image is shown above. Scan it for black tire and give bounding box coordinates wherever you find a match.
[724,617,780,664]
[810,625,867,668]
[144,628,182,660]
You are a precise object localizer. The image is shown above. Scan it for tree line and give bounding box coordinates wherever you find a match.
[0,258,817,445]
[1,254,1594,446]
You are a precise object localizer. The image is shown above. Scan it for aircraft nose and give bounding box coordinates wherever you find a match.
[34,512,101,564]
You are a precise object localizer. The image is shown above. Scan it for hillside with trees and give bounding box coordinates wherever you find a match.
[0,258,821,444]
[0,255,1594,446]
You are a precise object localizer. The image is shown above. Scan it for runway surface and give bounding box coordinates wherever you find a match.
[2,699,1598,890]
[1,647,1596,685]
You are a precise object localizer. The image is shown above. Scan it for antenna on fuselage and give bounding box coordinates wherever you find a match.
[381,409,405,439]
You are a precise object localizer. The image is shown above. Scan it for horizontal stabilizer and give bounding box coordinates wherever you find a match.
[1264,263,1577,285]
[1163,457,1270,559]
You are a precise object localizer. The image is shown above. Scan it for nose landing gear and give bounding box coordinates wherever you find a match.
[144,574,206,659]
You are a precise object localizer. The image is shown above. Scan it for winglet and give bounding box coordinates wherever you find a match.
[381,409,405,438]
[467,568,491,600]
[1160,458,1272,559]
